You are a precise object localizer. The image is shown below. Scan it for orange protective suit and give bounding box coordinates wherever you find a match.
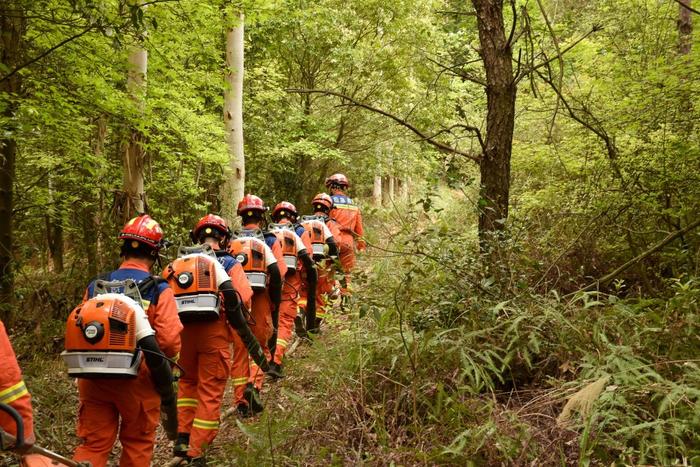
[271,224,310,364]
[74,260,183,467]
[1,321,57,466]
[0,320,33,444]
[330,192,365,294]
[300,217,341,322]
[230,225,284,409]
[174,254,253,458]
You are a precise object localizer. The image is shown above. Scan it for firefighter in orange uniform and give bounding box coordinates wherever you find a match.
[300,193,342,329]
[326,173,365,304]
[1,321,56,466]
[267,202,317,378]
[166,214,263,464]
[73,215,183,467]
[229,195,284,416]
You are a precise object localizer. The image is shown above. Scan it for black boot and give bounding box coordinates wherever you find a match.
[173,432,190,458]
[188,457,207,466]
[236,403,252,418]
[294,314,307,338]
[266,361,284,380]
[243,382,264,414]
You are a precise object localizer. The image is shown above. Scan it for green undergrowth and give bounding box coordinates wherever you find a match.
[3,198,698,466]
[216,199,700,465]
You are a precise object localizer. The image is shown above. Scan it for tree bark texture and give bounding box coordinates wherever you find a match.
[221,10,245,224]
[123,45,147,219]
[472,0,516,247]
[0,2,25,322]
[679,0,693,54]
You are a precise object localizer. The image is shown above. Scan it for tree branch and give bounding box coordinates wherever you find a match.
[286,88,482,162]
[0,26,94,83]
[574,217,700,293]
[516,25,602,83]
[673,0,700,15]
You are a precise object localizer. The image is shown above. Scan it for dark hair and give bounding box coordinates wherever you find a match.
[241,212,264,224]
[120,241,158,259]
[196,229,225,244]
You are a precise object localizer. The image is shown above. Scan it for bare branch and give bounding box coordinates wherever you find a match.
[506,0,517,48]
[673,0,700,15]
[0,26,94,83]
[286,88,482,162]
[516,25,602,83]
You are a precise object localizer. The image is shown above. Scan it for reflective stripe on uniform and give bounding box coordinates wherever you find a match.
[192,418,219,430]
[177,398,198,408]
[333,204,358,210]
[0,380,29,405]
[277,338,289,349]
[232,377,248,386]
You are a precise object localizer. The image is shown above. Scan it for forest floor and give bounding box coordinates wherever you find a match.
[152,311,353,466]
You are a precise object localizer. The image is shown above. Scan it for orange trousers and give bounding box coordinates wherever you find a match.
[231,291,272,406]
[177,320,230,458]
[273,272,302,364]
[74,372,160,467]
[338,236,355,295]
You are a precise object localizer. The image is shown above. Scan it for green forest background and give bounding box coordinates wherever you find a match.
[1,0,699,465]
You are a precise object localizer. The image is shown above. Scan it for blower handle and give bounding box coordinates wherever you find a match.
[0,402,25,452]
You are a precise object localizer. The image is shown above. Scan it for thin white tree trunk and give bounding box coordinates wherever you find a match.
[221,10,245,223]
[373,175,382,206]
[399,176,410,202]
[124,45,147,217]
[388,176,395,203]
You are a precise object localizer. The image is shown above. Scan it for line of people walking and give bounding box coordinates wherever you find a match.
[0,174,364,467]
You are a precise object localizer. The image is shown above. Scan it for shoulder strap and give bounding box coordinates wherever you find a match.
[137,275,167,306]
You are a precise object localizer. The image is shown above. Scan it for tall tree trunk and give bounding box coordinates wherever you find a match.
[46,171,64,273]
[373,175,382,206]
[679,0,693,54]
[388,176,395,203]
[0,2,25,322]
[472,0,516,250]
[123,44,147,219]
[399,177,410,202]
[85,115,107,276]
[221,9,245,224]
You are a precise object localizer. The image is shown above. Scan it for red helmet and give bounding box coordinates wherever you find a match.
[271,201,298,222]
[192,214,231,241]
[312,193,333,212]
[119,214,164,250]
[237,194,267,216]
[325,173,349,188]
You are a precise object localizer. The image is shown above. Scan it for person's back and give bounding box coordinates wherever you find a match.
[326,174,365,303]
[168,215,263,464]
[73,215,182,467]
[229,195,282,417]
[268,201,317,375]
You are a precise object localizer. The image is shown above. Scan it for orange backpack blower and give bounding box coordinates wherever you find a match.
[229,229,268,290]
[268,223,299,271]
[300,215,328,260]
[62,279,153,378]
[163,245,221,323]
